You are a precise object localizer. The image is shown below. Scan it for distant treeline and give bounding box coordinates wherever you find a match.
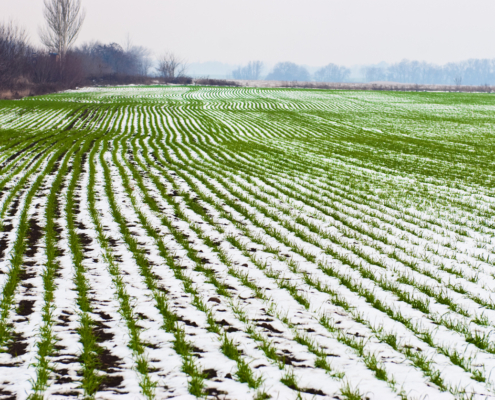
[265,62,350,83]
[250,59,495,86]
[3,16,495,100]
[362,59,495,86]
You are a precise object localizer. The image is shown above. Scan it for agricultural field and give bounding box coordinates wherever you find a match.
[0,86,494,400]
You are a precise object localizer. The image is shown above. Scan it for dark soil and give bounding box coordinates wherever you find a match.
[302,387,326,396]
[52,391,80,396]
[75,221,87,230]
[7,197,20,217]
[78,232,93,248]
[280,353,305,366]
[54,224,63,235]
[0,238,8,260]
[18,271,35,281]
[203,369,217,379]
[81,108,100,130]
[22,261,36,267]
[55,369,73,384]
[20,282,34,291]
[2,224,13,232]
[25,218,43,257]
[0,387,16,400]
[57,314,71,326]
[93,321,114,342]
[17,300,35,316]
[98,349,122,372]
[2,149,23,166]
[96,311,112,320]
[100,375,124,390]
[204,387,227,396]
[6,333,28,357]
[178,317,198,327]
[56,356,79,365]
[258,323,283,334]
[64,108,90,132]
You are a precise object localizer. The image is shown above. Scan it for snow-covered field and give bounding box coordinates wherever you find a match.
[0,86,494,399]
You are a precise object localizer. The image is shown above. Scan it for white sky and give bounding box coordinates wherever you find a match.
[3,0,495,66]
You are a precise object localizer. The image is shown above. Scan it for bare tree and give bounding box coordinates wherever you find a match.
[362,66,386,82]
[120,34,152,76]
[251,61,264,80]
[454,76,463,86]
[265,62,310,82]
[123,32,133,53]
[137,53,153,77]
[157,52,187,79]
[40,0,85,58]
[314,63,350,83]
[128,45,152,76]
[0,21,29,89]
[30,51,58,84]
[232,61,264,80]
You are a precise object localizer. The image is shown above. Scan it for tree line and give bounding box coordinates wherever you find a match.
[232,61,350,83]
[362,59,495,86]
[237,59,495,86]
[0,29,157,97]
[2,0,495,98]
[0,0,191,98]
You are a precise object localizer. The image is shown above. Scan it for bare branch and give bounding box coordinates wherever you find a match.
[39,0,85,57]
[157,52,187,79]
[232,61,264,80]
[314,63,350,83]
[0,21,29,88]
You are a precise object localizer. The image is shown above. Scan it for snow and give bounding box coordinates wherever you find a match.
[0,85,494,399]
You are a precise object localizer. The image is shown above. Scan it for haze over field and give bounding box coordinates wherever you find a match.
[4,0,495,66]
[3,0,495,85]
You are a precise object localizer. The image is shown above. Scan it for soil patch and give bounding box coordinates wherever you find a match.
[0,387,16,400]
[25,219,43,257]
[7,333,28,357]
[0,238,8,260]
[78,232,93,248]
[2,224,13,233]
[64,108,90,131]
[258,323,283,334]
[302,387,326,395]
[93,321,114,342]
[8,198,20,217]
[18,270,35,281]
[99,349,122,372]
[204,388,227,396]
[17,300,35,316]
[100,374,124,390]
[203,369,217,379]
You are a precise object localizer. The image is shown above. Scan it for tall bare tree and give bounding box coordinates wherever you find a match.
[157,52,187,79]
[40,0,85,58]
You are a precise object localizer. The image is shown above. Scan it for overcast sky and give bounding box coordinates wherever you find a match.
[4,0,495,67]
